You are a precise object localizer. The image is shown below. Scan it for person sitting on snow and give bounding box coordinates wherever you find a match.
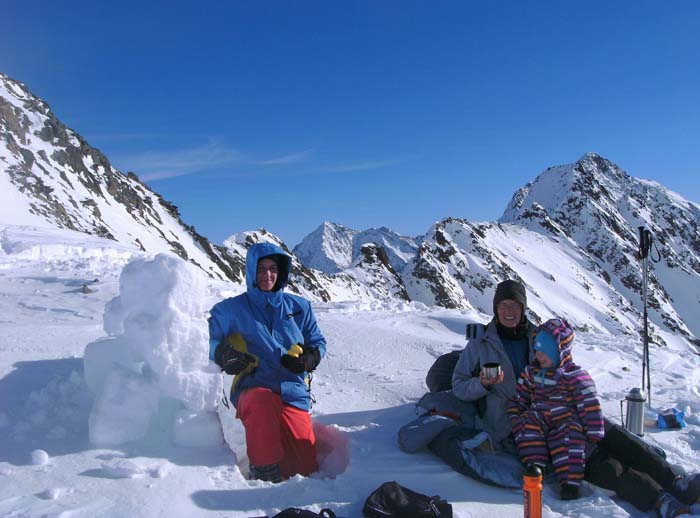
[416,278,700,517]
[451,279,538,445]
[208,242,326,483]
[507,318,604,501]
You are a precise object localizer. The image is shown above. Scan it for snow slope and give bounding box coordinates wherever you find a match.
[1,225,700,517]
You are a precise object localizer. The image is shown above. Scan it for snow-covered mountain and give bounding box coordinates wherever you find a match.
[296,154,700,348]
[292,221,356,273]
[352,226,420,272]
[3,71,699,348]
[4,74,700,518]
[0,73,406,306]
[293,221,419,274]
[223,228,409,304]
[500,152,700,344]
[345,242,410,301]
[399,217,640,336]
[0,72,244,283]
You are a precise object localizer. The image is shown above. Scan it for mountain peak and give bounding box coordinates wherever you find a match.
[578,151,605,163]
[321,220,352,231]
[0,72,246,284]
[293,221,356,273]
[294,222,419,275]
[500,153,700,342]
[500,153,631,226]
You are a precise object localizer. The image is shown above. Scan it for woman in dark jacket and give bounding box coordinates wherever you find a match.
[451,279,536,444]
[430,279,700,517]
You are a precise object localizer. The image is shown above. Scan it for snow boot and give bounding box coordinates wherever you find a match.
[560,483,579,501]
[655,492,700,517]
[249,462,283,483]
[673,473,700,504]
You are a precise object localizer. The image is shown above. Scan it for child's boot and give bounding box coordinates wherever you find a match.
[560,483,579,501]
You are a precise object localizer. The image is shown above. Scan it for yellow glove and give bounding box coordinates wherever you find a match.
[288,344,304,358]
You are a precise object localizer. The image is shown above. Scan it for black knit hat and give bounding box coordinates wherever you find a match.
[492,279,527,314]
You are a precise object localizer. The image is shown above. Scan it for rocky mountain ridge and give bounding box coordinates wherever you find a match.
[2,71,698,347]
[294,154,700,347]
[0,72,245,284]
[292,221,419,273]
[0,72,411,305]
[501,153,700,342]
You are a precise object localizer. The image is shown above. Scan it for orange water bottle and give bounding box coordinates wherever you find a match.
[524,464,542,518]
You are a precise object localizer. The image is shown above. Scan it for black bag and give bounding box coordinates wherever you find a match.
[363,481,452,517]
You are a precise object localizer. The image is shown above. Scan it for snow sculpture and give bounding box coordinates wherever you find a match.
[83,253,222,446]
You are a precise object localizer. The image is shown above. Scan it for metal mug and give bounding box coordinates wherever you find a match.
[482,362,502,381]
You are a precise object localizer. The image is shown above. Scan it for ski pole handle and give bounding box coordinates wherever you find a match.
[638,226,651,259]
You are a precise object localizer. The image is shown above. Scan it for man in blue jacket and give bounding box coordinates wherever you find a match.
[208,242,326,482]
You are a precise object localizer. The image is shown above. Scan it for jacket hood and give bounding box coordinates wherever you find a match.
[245,242,292,306]
[535,317,575,369]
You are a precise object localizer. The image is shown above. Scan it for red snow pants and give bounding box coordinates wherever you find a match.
[237,387,318,479]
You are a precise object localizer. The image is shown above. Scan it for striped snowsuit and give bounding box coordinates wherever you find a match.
[507,318,604,487]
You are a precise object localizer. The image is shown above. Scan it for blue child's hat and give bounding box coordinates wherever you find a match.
[534,330,560,367]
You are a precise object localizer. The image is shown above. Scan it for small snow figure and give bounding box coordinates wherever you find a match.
[81,283,93,294]
[30,449,49,466]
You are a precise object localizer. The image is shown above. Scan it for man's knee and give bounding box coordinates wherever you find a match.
[280,404,315,442]
[586,451,623,484]
[598,458,624,480]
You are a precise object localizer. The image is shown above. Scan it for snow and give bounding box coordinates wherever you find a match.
[0,171,50,228]
[85,253,222,447]
[30,450,50,466]
[1,225,700,517]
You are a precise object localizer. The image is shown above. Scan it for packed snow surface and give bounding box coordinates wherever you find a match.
[1,224,700,517]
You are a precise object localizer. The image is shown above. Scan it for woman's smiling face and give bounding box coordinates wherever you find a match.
[496,299,522,328]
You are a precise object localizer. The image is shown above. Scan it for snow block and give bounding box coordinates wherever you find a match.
[84,253,222,446]
[173,411,223,447]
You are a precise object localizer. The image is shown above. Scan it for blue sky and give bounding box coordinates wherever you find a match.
[2,2,699,247]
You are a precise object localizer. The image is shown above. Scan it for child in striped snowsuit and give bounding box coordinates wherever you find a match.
[507,318,604,500]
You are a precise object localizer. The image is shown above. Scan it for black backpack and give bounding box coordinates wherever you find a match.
[363,481,452,517]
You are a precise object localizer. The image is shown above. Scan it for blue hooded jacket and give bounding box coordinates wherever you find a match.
[208,242,326,411]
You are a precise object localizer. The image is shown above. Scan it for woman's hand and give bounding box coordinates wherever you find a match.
[480,370,504,388]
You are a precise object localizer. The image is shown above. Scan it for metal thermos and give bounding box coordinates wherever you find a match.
[624,387,646,436]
